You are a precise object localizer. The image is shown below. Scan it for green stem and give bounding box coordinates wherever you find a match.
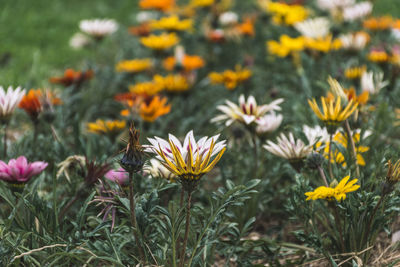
[332,204,345,252]
[344,120,360,178]
[179,190,192,267]
[3,122,8,158]
[252,134,258,177]
[328,133,334,180]
[129,171,145,263]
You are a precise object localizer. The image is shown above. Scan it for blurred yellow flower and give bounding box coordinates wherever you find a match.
[267,35,305,57]
[344,66,367,79]
[115,59,153,73]
[129,81,164,96]
[305,175,360,201]
[140,33,179,50]
[149,15,193,31]
[153,74,190,93]
[308,96,358,126]
[304,35,342,53]
[191,0,214,7]
[139,96,171,122]
[267,2,307,25]
[208,65,251,90]
[368,49,389,63]
[87,119,126,135]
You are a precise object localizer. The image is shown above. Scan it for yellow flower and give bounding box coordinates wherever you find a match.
[308,96,358,126]
[190,0,214,7]
[208,65,252,90]
[140,33,179,50]
[267,2,307,25]
[139,96,171,122]
[87,119,126,135]
[153,74,190,92]
[323,131,370,166]
[386,159,400,183]
[305,175,360,201]
[368,50,389,63]
[345,65,367,79]
[129,81,164,96]
[267,35,305,57]
[149,15,193,31]
[304,35,341,53]
[115,59,153,73]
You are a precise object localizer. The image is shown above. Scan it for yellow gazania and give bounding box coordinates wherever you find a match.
[129,81,164,96]
[140,33,179,50]
[324,131,370,166]
[308,96,358,126]
[153,74,190,93]
[304,35,342,53]
[266,2,307,25]
[87,119,126,135]
[344,65,367,79]
[155,139,226,180]
[267,35,305,57]
[190,0,214,8]
[368,50,389,63]
[139,96,171,122]
[208,66,252,90]
[115,59,153,73]
[149,15,193,31]
[305,175,360,201]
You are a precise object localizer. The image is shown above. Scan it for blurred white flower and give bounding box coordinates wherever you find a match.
[303,125,329,146]
[339,32,370,50]
[316,0,355,10]
[144,158,176,181]
[69,32,91,49]
[392,29,400,41]
[79,19,118,38]
[361,71,389,94]
[255,112,283,135]
[219,11,239,26]
[263,133,313,160]
[211,95,284,126]
[343,2,372,22]
[0,86,25,120]
[294,17,331,38]
[136,11,157,24]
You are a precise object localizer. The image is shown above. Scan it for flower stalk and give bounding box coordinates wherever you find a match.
[179,190,193,267]
[328,133,334,180]
[3,122,8,158]
[344,120,360,178]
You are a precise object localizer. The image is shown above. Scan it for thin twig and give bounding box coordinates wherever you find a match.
[13,244,67,260]
[317,166,329,187]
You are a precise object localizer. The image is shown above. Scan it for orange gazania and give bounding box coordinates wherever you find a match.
[139,0,174,11]
[19,89,61,121]
[139,96,171,122]
[163,54,205,71]
[368,49,390,63]
[49,69,93,87]
[363,16,393,31]
[236,18,255,36]
[128,23,151,36]
[327,88,369,106]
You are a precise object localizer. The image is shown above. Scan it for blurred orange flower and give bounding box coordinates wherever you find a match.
[208,65,252,90]
[19,89,61,121]
[139,0,174,11]
[49,69,93,87]
[363,16,393,30]
[128,23,151,36]
[236,18,255,36]
[163,54,205,71]
[139,96,171,122]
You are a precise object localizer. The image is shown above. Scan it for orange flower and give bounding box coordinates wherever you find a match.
[128,23,151,36]
[139,0,174,11]
[327,88,369,106]
[139,96,171,122]
[49,69,93,87]
[19,90,42,121]
[207,29,225,43]
[363,16,393,30]
[163,54,205,71]
[236,18,255,36]
[368,49,389,63]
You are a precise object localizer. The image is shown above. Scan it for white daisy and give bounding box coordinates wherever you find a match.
[255,112,283,135]
[211,95,284,126]
[339,32,370,50]
[294,17,331,38]
[303,125,330,146]
[69,32,91,49]
[79,19,118,38]
[316,0,355,11]
[343,2,373,22]
[144,158,176,180]
[219,11,239,26]
[361,71,389,94]
[263,132,313,160]
[0,86,25,120]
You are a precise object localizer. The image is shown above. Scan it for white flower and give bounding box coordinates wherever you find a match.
[211,95,284,126]
[294,17,331,38]
[0,86,25,119]
[263,133,313,160]
[69,32,91,49]
[255,112,283,135]
[361,71,389,94]
[343,2,372,22]
[136,11,157,24]
[392,29,400,41]
[79,19,118,38]
[339,32,370,50]
[145,130,226,174]
[219,12,239,26]
[303,125,330,146]
[316,0,355,10]
[144,159,176,180]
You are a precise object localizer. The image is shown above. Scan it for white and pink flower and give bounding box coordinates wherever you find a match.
[0,156,48,184]
[0,86,25,119]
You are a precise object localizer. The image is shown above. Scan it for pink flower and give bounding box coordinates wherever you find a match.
[104,168,129,185]
[0,156,48,183]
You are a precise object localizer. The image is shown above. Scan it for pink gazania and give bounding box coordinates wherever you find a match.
[104,168,129,185]
[0,156,48,184]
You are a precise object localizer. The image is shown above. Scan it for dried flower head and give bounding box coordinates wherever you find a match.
[120,124,145,173]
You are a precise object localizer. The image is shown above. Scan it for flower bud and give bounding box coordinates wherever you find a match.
[120,124,145,173]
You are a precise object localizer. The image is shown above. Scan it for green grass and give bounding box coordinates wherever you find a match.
[0,0,398,87]
[0,0,135,87]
